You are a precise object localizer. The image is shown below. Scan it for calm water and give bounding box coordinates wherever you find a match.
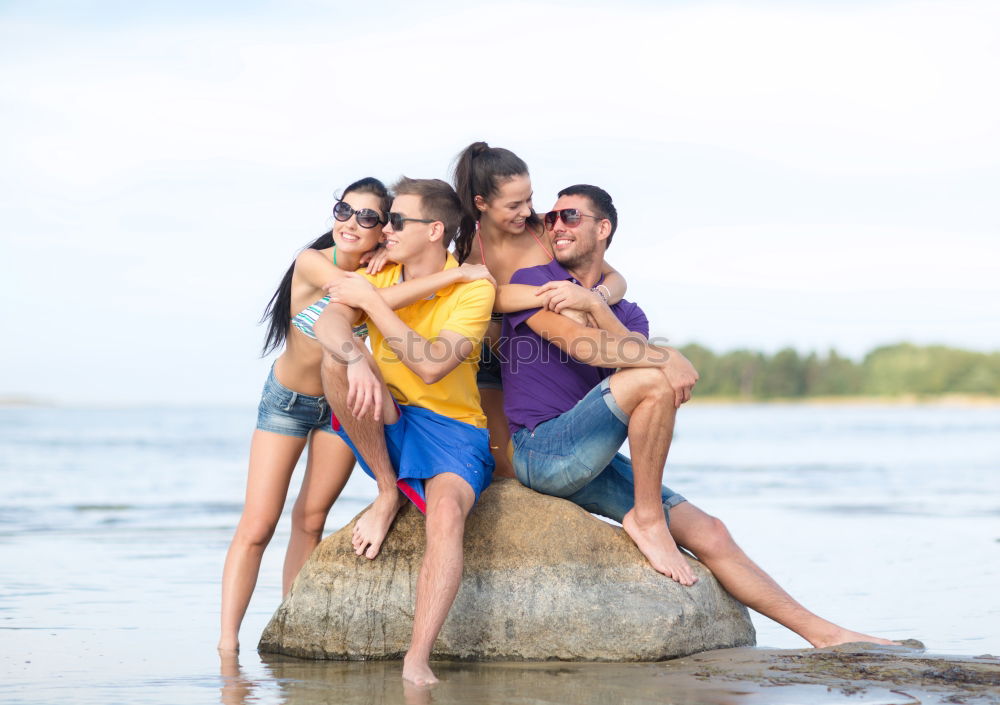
[1,404,998,705]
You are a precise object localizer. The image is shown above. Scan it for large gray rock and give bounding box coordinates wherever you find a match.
[259,478,755,661]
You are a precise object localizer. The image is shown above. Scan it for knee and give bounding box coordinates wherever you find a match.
[291,502,327,539]
[235,517,277,549]
[628,367,671,402]
[694,516,738,560]
[425,496,467,537]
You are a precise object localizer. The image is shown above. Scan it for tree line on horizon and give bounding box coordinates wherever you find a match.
[675,342,1000,398]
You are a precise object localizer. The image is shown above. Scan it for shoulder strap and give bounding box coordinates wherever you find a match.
[529,226,554,261]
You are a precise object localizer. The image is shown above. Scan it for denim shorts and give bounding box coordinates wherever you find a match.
[256,365,335,438]
[511,377,685,524]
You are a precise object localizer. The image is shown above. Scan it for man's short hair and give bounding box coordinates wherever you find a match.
[392,177,463,247]
[556,184,618,249]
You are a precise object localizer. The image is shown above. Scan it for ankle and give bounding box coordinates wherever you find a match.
[404,648,430,664]
[626,507,666,528]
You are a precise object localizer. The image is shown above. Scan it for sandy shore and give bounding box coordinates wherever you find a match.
[239,643,1000,705]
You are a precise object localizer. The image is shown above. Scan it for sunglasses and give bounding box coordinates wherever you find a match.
[333,200,386,229]
[543,208,602,230]
[388,212,437,231]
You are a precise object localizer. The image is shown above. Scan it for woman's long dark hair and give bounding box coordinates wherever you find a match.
[259,177,391,356]
[451,141,543,263]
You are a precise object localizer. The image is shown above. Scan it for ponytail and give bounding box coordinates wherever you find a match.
[451,141,532,263]
[452,141,491,263]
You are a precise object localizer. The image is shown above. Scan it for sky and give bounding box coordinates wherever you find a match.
[1,0,998,405]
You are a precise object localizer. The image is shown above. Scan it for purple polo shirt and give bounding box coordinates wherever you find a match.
[499,260,649,434]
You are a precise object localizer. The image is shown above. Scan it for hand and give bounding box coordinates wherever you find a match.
[325,272,378,311]
[346,358,383,421]
[660,348,699,408]
[453,263,496,288]
[536,280,603,314]
[362,245,392,275]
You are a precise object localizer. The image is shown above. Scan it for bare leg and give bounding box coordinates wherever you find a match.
[607,368,696,586]
[282,431,355,594]
[480,388,515,479]
[402,473,475,686]
[219,430,305,652]
[668,502,894,647]
[320,353,404,560]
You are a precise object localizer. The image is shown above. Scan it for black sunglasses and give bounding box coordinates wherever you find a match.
[388,212,437,231]
[333,200,386,229]
[543,208,602,230]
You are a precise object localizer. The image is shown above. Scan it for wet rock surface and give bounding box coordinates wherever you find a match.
[668,643,1000,704]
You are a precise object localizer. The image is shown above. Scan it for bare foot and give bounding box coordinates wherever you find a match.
[810,627,898,648]
[217,637,239,653]
[352,492,405,559]
[402,653,439,686]
[622,509,698,586]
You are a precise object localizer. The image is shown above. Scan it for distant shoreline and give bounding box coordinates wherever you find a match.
[0,396,53,408]
[4,395,1000,409]
[687,393,1000,407]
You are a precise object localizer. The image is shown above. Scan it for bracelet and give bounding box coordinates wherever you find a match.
[591,284,610,303]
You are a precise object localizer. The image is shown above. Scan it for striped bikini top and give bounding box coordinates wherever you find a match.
[290,247,368,339]
[291,297,368,339]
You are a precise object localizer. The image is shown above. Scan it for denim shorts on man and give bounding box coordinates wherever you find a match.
[511,377,686,524]
[256,364,335,438]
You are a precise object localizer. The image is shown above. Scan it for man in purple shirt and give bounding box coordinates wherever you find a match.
[500,184,892,647]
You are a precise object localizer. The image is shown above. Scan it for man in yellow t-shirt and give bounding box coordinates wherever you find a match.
[314,177,495,687]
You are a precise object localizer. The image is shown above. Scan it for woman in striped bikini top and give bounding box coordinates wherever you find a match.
[220,176,492,654]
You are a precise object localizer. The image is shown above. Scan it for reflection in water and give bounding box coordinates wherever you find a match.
[252,655,745,705]
[234,650,948,705]
[220,652,269,705]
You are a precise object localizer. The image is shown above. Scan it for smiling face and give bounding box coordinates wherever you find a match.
[382,193,438,264]
[476,173,534,236]
[332,190,386,255]
[547,194,610,270]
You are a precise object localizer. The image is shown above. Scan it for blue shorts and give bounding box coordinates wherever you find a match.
[511,377,686,524]
[332,404,494,514]
[256,364,335,438]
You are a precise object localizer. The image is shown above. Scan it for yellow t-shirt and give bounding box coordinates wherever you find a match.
[362,253,494,428]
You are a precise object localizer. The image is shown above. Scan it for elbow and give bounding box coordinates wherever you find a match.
[314,310,352,355]
[416,356,457,384]
[313,321,331,349]
[418,366,448,385]
[415,343,464,384]
[313,318,337,352]
[567,337,602,366]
